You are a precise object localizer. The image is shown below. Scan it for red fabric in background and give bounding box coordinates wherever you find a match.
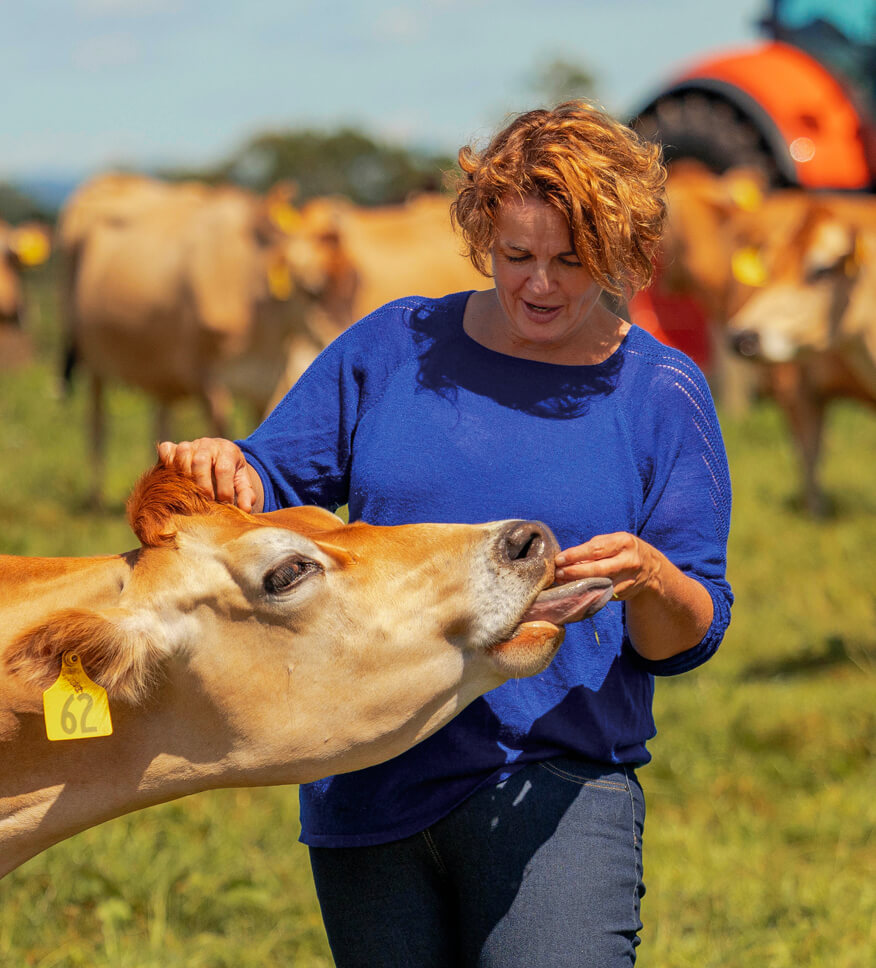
[628,285,711,370]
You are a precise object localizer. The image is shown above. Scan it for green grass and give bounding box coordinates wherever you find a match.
[1,270,874,966]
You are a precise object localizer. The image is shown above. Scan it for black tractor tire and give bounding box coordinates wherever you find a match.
[632,85,794,187]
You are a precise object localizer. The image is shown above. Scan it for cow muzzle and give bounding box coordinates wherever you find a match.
[484,520,613,677]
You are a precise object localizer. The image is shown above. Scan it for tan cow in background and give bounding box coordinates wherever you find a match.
[267,192,486,407]
[642,162,771,410]
[726,190,876,514]
[58,174,345,505]
[1,463,612,878]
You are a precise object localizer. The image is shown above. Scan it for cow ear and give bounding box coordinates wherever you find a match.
[127,463,215,547]
[5,608,167,704]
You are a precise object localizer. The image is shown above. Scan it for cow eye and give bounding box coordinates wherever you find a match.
[805,261,842,284]
[263,557,322,595]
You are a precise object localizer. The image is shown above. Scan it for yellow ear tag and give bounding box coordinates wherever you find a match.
[267,261,293,300]
[729,178,764,213]
[268,201,303,235]
[13,228,50,267]
[731,247,767,287]
[43,652,113,741]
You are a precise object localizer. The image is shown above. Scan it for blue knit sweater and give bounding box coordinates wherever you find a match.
[238,291,733,847]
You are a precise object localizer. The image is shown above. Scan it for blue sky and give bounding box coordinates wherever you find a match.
[1,0,765,179]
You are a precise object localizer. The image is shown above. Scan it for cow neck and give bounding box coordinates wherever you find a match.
[0,652,240,880]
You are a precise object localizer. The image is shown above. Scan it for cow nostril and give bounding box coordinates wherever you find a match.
[732,330,761,358]
[502,523,546,562]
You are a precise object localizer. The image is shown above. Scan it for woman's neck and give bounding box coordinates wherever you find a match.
[462,289,630,366]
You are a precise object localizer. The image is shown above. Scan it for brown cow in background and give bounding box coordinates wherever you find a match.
[59,174,349,505]
[643,162,769,411]
[266,193,486,408]
[726,190,876,515]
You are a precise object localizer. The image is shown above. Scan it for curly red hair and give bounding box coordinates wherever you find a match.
[451,101,667,298]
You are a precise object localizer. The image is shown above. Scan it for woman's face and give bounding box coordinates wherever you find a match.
[489,195,604,353]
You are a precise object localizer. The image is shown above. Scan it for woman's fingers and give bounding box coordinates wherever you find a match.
[156,437,251,508]
[555,533,658,600]
[190,442,223,498]
[232,463,257,513]
[156,440,177,465]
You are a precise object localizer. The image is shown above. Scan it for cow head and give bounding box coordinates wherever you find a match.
[726,194,871,362]
[256,186,358,318]
[5,466,611,776]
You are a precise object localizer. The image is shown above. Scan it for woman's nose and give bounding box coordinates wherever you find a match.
[527,265,553,294]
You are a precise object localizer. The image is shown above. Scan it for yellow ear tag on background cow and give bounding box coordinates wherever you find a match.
[729,178,764,213]
[13,228,50,267]
[731,247,767,287]
[43,652,113,741]
[267,261,293,300]
[268,201,303,235]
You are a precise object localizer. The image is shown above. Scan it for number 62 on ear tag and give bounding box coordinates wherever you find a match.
[43,652,113,741]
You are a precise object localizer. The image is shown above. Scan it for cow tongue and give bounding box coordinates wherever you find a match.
[522,577,614,626]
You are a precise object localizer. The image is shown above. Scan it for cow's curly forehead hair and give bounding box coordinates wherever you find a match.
[450,100,667,298]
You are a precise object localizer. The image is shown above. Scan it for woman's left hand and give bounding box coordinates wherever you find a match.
[554,532,714,661]
[554,532,662,601]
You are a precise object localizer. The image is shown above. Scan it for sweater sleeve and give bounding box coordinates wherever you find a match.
[236,304,409,513]
[625,347,733,676]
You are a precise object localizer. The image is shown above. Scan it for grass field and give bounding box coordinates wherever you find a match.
[1,269,874,966]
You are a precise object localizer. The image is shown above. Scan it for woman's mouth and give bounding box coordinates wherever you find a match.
[522,301,563,324]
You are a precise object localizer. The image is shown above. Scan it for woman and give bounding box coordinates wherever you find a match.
[159,101,732,967]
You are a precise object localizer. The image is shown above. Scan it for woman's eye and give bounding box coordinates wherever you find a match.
[504,253,530,263]
[559,257,583,268]
[263,558,322,595]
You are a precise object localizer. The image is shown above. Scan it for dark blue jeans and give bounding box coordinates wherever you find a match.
[308,756,646,967]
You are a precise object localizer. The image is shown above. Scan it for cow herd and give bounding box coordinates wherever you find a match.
[2,166,874,513]
[3,165,874,514]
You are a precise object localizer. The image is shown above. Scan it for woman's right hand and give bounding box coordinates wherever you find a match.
[156,438,263,513]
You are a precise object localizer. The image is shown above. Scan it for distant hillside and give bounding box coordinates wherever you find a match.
[0,182,54,223]
[3,124,455,218]
[8,176,82,218]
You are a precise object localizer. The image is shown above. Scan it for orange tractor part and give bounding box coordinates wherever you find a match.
[677,41,871,190]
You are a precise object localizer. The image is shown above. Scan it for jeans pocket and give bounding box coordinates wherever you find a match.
[538,756,631,793]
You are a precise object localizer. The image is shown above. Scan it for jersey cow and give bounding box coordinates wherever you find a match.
[0,465,612,878]
[629,162,769,410]
[267,193,486,408]
[726,190,876,514]
[58,174,343,505]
